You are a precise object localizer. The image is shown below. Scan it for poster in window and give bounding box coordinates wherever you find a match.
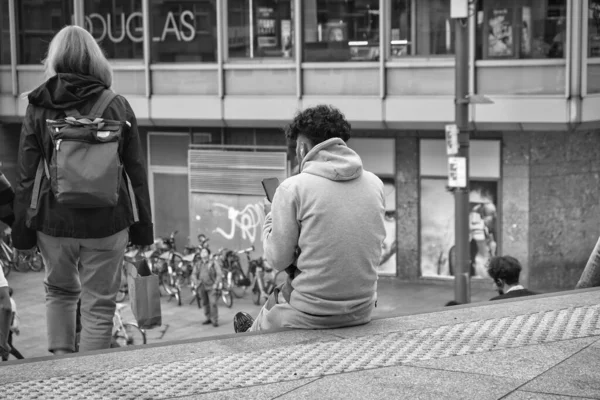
[420,179,498,279]
[378,180,397,276]
[256,6,277,52]
[487,7,513,57]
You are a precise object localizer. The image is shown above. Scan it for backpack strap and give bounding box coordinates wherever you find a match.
[89,90,117,119]
[30,159,49,210]
[125,172,139,223]
[63,90,117,120]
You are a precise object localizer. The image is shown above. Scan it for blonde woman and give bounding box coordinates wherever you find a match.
[12,26,153,355]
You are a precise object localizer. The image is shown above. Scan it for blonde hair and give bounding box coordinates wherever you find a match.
[44,25,112,87]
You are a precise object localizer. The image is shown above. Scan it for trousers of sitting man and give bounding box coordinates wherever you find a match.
[200,284,218,324]
[37,229,128,353]
[248,290,373,332]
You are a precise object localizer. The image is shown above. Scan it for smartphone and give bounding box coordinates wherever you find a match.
[261,177,280,202]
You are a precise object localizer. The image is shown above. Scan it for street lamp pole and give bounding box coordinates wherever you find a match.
[453,5,471,304]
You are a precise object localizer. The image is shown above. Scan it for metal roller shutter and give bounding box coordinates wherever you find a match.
[188,150,288,196]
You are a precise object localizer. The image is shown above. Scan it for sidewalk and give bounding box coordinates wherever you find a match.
[5,270,500,359]
[1,288,598,399]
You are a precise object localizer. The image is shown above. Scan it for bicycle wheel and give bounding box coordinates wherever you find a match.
[0,259,9,278]
[113,323,146,347]
[28,251,44,272]
[221,290,233,308]
[12,253,29,272]
[231,270,249,298]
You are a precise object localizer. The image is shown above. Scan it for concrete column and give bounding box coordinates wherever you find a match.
[501,132,531,287]
[395,136,420,280]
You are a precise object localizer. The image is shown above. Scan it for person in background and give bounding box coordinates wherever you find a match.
[487,256,537,301]
[0,169,14,359]
[2,287,24,361]
[191,247,223,328]
[12,26,153,355]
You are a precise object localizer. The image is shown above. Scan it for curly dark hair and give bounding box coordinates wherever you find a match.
[284,105,351,145]
[487,256,522,285]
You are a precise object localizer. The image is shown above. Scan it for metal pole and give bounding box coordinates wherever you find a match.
[454,16,470,304]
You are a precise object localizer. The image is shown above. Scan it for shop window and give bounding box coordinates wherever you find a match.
[590,0,600,58]
[476,0,567,59]
[0,1,9,64]
[227,0,294,60]
[303,0,380,62]
[419,139,500,280]
[150,0,217,63]
[17,0,73,64]
[84,0,143,60]
[389,0,454,57]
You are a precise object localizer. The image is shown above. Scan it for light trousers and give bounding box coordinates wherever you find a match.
[37,229,128,353]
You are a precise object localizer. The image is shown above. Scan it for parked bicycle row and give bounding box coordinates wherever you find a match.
[116,232,286,310]
[0,229,44,277]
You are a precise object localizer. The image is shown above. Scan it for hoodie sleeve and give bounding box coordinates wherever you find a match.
[12,105,41,250]
[262,185,300,272]
[121,97,154,246]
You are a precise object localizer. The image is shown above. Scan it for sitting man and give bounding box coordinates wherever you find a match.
[487,256,537,300]
[235,104,386,332]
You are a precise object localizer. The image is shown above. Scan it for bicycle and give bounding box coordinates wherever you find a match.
[0,230,43,274]
[110,303,147,347]
[116,245,145,303]
[238,246,285,306]
[153,231,184,306]
[74,303,146,351]
[220,248,251,299]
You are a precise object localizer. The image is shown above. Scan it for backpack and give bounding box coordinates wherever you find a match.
[29,90,138,220]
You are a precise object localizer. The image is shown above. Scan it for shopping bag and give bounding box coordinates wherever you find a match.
[125,259,162,329]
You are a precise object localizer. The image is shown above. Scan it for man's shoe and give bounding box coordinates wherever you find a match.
[202,319,212,325]
[233,311,254,333]
[212,322,219,327]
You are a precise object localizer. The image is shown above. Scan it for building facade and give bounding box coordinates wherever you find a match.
[1,0,599,291]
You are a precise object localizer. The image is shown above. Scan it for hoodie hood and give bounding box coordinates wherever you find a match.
[301,138,363,181]
[28,73,108,110]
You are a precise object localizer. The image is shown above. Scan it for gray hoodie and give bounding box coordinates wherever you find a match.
[262,138,386,322]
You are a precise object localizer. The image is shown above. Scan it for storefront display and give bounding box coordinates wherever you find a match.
[389,0,453,57]
[84,0,143,60]
[303,0,379,62]
[476,0,567,59]
[420,179,498,278]
[419,139,501,279]
[228,0,293,59]
[150,0,217,62]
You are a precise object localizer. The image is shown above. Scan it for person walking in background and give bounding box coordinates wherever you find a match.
[192,248,224,328]
[487,256,538,301]
[12,25,153,355]
[2,287,24,361]
[0,169,15,359]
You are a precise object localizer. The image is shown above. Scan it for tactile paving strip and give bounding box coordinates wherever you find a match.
[3,305,600,400]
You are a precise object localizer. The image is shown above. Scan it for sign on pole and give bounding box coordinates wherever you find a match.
[448,156,467,188]
[445,124,459,156]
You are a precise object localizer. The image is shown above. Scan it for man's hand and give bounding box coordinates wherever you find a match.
[263,197,272,216]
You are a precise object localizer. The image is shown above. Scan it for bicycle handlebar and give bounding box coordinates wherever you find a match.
[237,245,255,254]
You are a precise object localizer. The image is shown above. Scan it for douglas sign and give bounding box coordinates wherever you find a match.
[85,11,196,43]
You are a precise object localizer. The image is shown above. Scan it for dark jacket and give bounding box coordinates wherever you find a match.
[0,171,15,227]
[12,73,153,249]
[490,288,538,301]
